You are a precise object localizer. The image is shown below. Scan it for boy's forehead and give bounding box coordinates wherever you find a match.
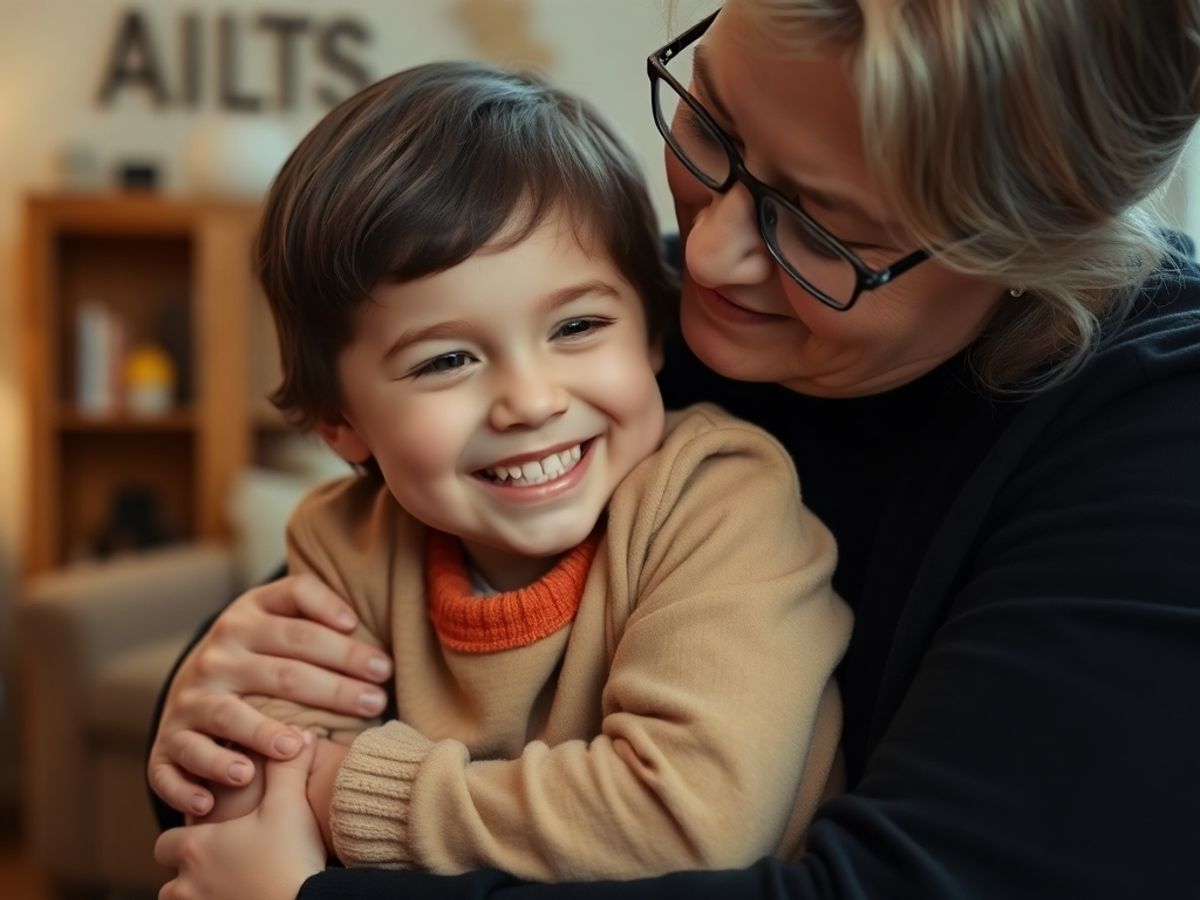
[359,220,631,328]
[481,200,611,259]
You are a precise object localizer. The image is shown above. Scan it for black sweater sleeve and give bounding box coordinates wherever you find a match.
[295,353,1200,896]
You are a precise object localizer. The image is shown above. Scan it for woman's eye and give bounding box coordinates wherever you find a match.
[675,107,721,146]
[803,232,845,261]
[553,317,611,340]
[414,351,473,377]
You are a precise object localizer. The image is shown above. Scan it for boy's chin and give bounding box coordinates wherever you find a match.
[502,521,597,558]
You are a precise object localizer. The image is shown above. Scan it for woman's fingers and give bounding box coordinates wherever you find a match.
[156,667,383,793]
[256,572,359,632]
[206,576,391,683]
[148,572,389,811]
[213,655,389,721]
[147,751,213,817]
[239,613,392,684]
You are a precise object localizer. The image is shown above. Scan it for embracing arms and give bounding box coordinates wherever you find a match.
[154,364,1200,898]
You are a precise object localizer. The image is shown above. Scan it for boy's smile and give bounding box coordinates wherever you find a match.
[319,208,666,591]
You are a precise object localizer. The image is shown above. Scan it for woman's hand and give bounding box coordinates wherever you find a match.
[155,731,325,900]
[148,573,393,816]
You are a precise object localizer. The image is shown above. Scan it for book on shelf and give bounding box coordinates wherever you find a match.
[74,300,126,416]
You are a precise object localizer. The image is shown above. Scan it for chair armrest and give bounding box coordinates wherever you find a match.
[18,542,235,682]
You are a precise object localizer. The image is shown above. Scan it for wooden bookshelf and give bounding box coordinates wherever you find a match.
[21,192,268,571]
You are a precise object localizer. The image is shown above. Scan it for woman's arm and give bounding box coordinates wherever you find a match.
[147,570,393,822]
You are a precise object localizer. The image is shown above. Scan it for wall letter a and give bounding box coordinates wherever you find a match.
[97,10,169,107]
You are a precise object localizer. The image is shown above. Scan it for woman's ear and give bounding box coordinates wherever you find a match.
[316,415,372,464]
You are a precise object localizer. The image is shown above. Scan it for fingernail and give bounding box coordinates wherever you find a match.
[358,690,385,713]
[228,761,251,783]
[367,656,391,678]
[191,795,210,815]
[274,732,302,756]
[337,611,357,629]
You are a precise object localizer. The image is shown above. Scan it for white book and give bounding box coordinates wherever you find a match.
[76,300,116,415]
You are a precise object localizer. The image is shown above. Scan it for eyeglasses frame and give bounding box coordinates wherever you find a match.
[647,9,930,311]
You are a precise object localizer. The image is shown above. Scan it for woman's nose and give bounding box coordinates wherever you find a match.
[683,182,774,289]
[488,363,569,432]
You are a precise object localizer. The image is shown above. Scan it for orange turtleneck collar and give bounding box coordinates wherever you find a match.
[425,530,601,654]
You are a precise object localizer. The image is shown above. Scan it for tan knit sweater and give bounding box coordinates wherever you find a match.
[256,403,851,880]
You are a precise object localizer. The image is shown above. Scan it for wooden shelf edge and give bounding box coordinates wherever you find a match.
[56,407,197,432]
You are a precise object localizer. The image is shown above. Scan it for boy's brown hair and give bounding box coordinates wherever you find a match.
[257,61,677,430]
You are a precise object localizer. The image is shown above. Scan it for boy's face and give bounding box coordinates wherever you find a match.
[320,209,665,583]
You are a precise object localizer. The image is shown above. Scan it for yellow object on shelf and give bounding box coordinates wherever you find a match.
[123,343,177,415]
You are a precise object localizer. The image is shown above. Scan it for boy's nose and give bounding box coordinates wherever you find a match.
[488,366,569,431]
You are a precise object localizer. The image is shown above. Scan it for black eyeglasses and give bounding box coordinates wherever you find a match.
[647,10,929,311]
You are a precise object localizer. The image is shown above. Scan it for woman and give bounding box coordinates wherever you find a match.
[151,1,1200,898]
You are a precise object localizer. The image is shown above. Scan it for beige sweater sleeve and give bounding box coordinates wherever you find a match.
[331,407,853,879]
[244,478,391,740]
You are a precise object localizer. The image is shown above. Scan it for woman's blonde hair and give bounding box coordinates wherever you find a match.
[733,0,1200,391]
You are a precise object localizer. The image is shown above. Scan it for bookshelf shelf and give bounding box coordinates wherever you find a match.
[56,408,197,432]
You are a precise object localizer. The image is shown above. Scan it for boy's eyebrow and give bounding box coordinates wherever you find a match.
[383,319,475,363]
[382,280,619,363]
[539,279,619,313]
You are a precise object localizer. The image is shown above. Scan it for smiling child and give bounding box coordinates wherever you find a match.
[209,61,851,880]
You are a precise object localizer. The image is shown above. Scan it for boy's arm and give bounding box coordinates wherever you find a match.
[329,416,852,879]
[307,735,351,854]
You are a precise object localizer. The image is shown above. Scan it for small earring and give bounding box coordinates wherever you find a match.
[1009,286,1026,298]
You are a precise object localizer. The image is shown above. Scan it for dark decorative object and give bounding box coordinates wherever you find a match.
[117,161,159,190]
[94,486,177,557]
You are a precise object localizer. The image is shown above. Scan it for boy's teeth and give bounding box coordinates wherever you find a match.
[487,443,583,484]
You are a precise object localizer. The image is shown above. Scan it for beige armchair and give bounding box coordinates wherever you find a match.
[17,542,236,896]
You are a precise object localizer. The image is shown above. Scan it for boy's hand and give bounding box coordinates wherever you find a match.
[156,731,325,900]
[307,737,351,855]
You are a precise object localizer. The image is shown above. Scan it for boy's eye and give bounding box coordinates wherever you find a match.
[414,351,473,377]
[553,317,611,340]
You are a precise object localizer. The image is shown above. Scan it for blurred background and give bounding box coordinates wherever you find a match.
[0,1,1196,897]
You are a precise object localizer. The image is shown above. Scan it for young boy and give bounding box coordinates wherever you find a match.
[215,61,851,880]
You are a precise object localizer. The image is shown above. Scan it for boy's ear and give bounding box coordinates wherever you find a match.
[316,415,372,464]
[649,337,665,375]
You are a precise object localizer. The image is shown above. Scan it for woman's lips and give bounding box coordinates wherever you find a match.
[693,285,789,325]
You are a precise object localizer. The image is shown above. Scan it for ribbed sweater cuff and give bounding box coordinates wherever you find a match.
[330,720,436,867]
